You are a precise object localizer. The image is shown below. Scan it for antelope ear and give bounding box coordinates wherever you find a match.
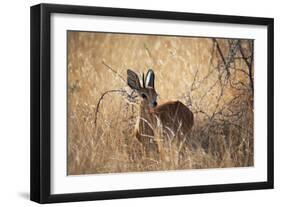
[127,69,141,90]
[145,69,155,88]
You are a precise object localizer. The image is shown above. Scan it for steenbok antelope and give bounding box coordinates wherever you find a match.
[127,69,194,154]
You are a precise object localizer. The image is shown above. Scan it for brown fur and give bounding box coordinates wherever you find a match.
[136,100,194,154]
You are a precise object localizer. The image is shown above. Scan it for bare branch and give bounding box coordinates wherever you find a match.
[213,38,226,67]
[238,41,254,94]
[144,43,155,66]
[101,60,127,84]
[94,89,137,127]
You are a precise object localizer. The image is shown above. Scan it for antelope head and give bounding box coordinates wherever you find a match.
[127,69,158,109]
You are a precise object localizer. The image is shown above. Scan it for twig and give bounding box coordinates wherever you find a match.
[213,39,226,68]
[94,89,128,127]
[213,39,240,77]
[190,68,199,91]
[238,41,254,94]
[144,43,155,66]
[101,60,126,84]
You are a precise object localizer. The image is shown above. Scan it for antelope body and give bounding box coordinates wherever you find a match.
[127,69,194,154]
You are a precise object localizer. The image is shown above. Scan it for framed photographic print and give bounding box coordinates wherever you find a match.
[30,3,274,203]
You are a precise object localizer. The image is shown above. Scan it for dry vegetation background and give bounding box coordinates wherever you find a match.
[67,31,254,175]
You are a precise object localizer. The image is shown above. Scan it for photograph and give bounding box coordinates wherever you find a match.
[30,3,274,203]
[67,31,254,175]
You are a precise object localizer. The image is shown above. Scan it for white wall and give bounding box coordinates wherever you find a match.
[0,0,279,206]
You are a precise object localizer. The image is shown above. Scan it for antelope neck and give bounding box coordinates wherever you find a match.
[139,102,154,121]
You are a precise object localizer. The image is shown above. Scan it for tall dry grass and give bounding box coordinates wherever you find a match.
[67,31,253,175]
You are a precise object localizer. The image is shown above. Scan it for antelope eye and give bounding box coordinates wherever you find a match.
[141,93,147,99]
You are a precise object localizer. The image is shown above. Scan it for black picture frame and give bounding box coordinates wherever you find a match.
[30,3,274,204]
